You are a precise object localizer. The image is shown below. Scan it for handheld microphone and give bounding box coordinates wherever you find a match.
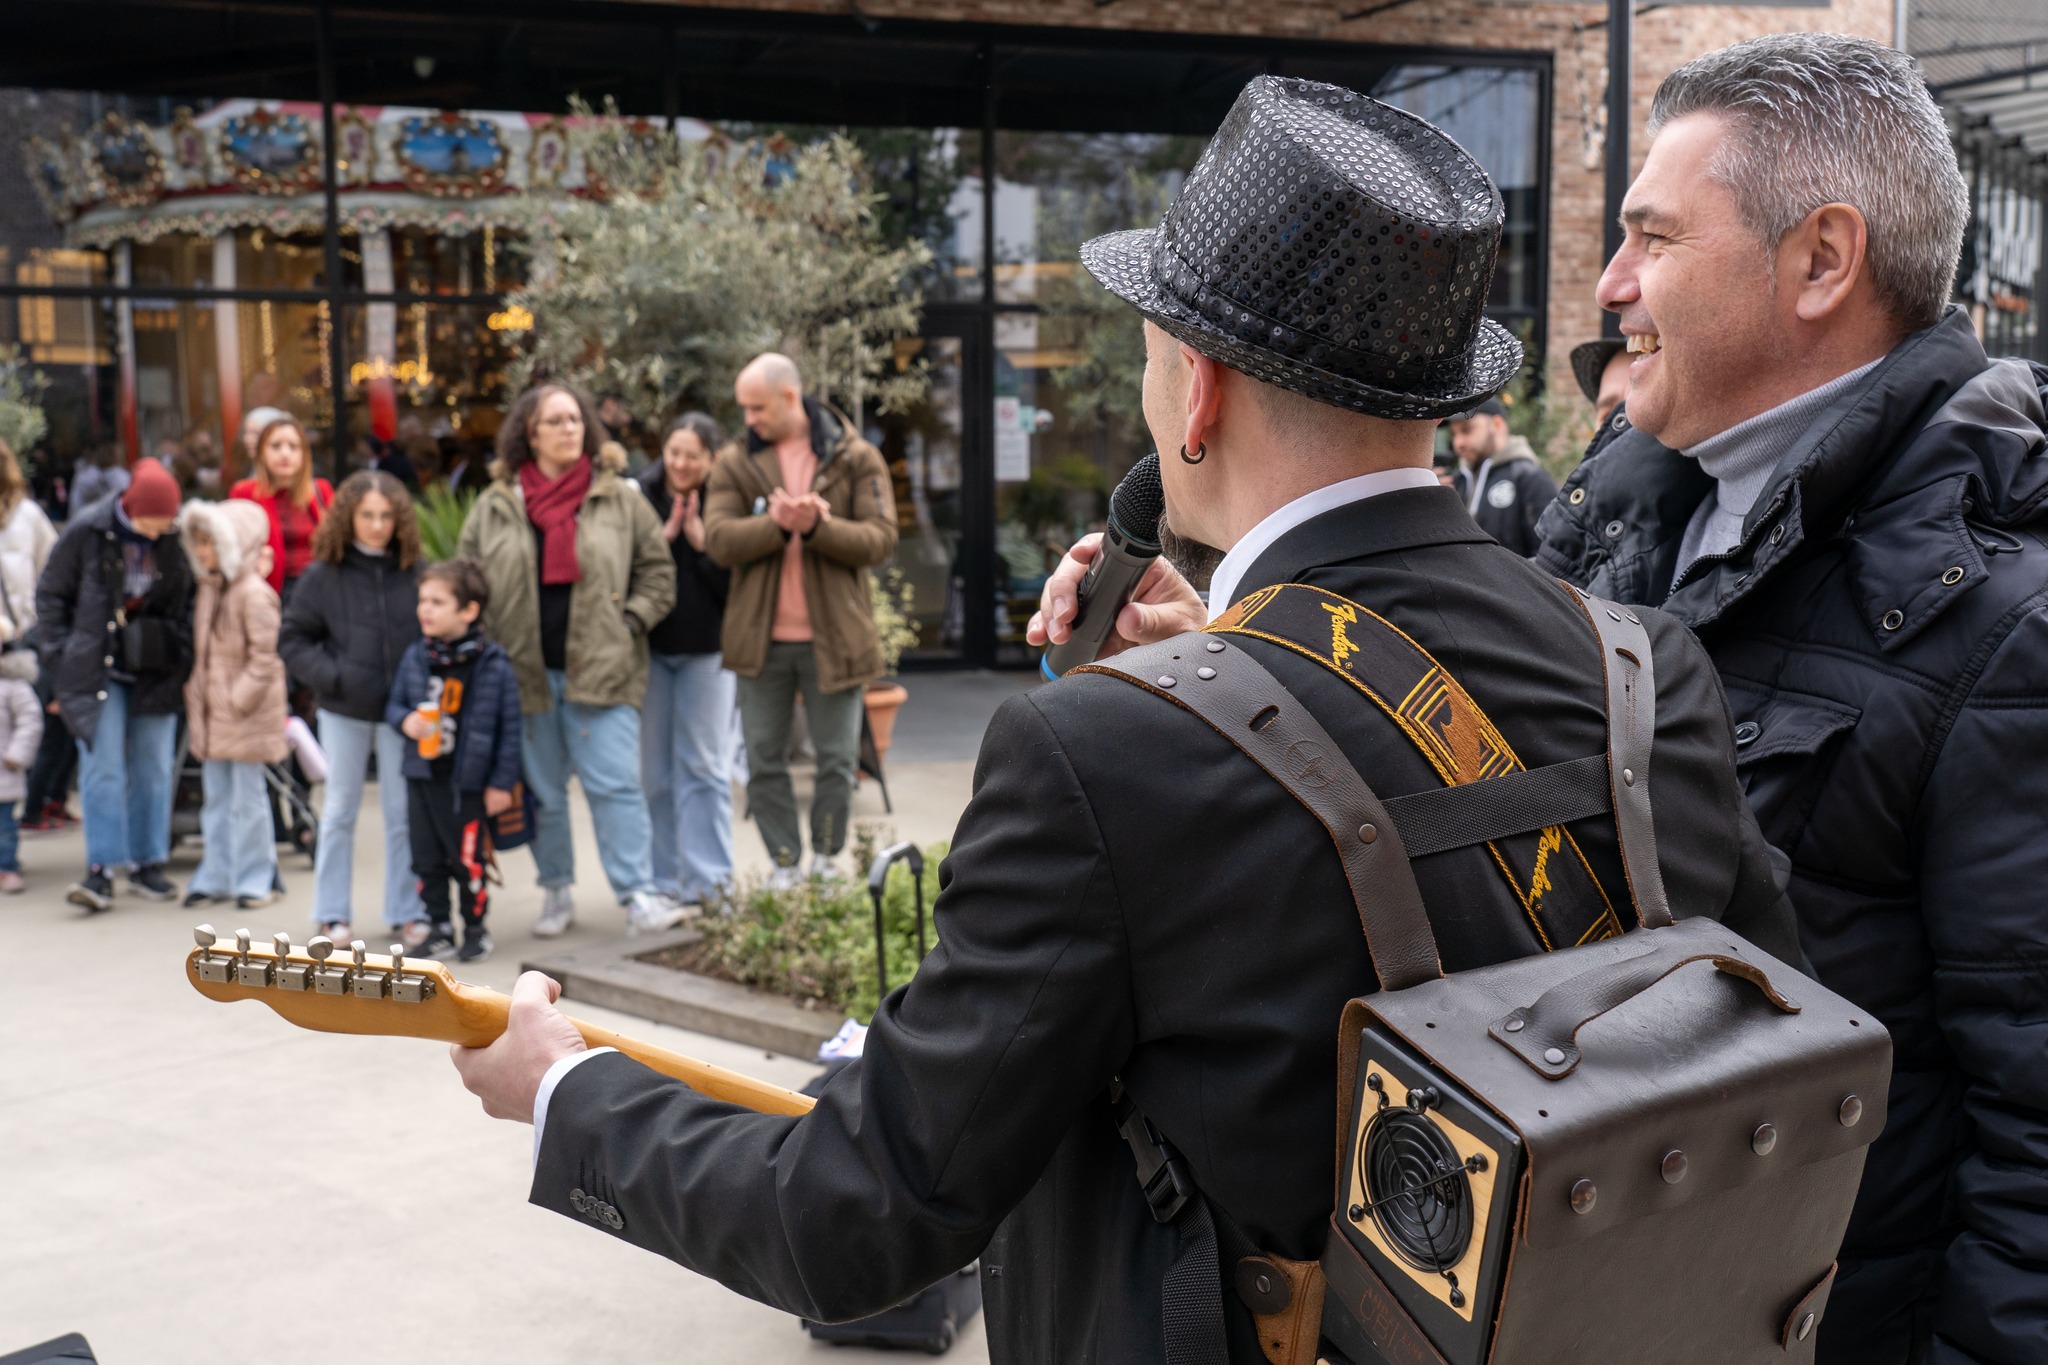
[1042,453,1165,679]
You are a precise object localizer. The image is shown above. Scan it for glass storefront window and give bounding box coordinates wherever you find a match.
[868,334,969,661]
[984,131,1206,660]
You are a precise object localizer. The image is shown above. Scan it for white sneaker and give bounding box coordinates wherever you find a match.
[765,863,803,892]
[625,890,687,936]
[805,853,839,881]
[533,886,575,938]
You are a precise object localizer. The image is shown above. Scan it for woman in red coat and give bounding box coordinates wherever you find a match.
[230,415,332,605]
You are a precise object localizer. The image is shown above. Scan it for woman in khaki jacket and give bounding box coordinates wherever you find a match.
[458,383,679,939]
[178,500,288,909]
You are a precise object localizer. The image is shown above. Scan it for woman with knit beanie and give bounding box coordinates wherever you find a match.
[35,459,194,912]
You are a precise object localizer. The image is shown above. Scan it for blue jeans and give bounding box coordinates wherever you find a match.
[0,800,19,873]
[76,681,177,871]
[191,759,276,899]
[313,710,423,929]
[522,669,655,903]
[642,651,736,901]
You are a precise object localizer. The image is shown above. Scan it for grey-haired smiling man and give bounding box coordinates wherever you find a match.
[1533,33,2048,1365]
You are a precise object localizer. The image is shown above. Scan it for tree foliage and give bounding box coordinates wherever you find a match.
[0,347,49,457]
[508,108,933,429]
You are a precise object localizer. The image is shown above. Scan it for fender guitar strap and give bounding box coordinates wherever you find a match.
[1210,582,1625,952]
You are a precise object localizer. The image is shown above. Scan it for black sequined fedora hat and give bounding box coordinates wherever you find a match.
[1081,76,1522,421]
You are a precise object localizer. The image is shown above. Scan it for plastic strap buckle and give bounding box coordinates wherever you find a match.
[1112,1080,1194,1224]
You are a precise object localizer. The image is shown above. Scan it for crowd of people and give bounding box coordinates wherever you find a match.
[14,348,897,965]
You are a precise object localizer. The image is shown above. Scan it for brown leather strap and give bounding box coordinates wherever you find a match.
[1489,946,1803,1079]
[1080,636,1444,991]
[1564,586,1675,929]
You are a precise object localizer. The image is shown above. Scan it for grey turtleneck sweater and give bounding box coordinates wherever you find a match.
[1672,358,1881,587]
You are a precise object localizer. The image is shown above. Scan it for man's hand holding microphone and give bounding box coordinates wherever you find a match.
[1027,452,1208,671]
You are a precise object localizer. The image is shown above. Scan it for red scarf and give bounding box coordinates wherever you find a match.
[520,455,592,585]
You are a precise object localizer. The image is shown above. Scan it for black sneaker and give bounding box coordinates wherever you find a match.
[182,890,222,909]
[417,925,460,961]
[127,864,178,902]
[67,869,115,913]
[456,929,494,964]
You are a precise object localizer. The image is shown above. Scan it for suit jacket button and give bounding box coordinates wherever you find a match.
[569,1188,588,1213]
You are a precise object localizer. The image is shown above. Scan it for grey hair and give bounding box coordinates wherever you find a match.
[665,410,725,452]
[1649,32,1967,331]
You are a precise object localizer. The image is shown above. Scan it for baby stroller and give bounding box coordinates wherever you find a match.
[169,719,319,862]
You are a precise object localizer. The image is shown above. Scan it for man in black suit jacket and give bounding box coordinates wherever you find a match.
[454,78,1799,1364]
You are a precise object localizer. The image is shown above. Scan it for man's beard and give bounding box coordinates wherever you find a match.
[1159,518,1224,594]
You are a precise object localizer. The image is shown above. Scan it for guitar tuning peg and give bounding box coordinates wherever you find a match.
[234,928,252,958]
[272,932,292,959]
[351,940,367,970]
[390,944,406,977]
[194,924,217,949]
[307,935,333,962]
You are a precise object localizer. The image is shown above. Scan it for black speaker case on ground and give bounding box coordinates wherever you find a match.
[801,1265,983,1355]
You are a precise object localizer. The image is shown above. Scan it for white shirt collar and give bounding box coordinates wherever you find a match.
[1205,466,1441,621]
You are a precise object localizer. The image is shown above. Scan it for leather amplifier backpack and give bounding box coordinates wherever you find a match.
[1083,583,1892,1365]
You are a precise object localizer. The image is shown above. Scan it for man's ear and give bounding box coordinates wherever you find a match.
[1182,344,1224,456]
[1785,202,1871,324]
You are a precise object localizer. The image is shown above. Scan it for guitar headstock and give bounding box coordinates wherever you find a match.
[186,925,500,1046]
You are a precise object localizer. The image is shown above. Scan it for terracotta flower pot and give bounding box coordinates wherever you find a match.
[863,680,909,760]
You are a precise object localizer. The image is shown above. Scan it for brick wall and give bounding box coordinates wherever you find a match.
[646,0,1894,427]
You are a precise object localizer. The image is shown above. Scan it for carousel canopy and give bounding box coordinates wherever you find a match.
[27,100,717,247]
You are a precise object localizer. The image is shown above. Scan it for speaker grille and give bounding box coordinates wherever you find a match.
[1360,1092,1476,1274]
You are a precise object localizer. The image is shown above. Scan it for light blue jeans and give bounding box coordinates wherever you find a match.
[642,651,736,902]
[522,669,655,903]
[77,681,176,871]
[313,710,423,929]
[191,759,276,899]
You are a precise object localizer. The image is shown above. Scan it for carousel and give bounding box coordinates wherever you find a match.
[25,100,713,468]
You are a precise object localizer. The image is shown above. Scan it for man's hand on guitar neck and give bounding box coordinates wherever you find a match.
[451,971,587,1123]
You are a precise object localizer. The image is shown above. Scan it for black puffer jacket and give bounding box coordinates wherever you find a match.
[277,547,420,723]
[32,496,193,748]
[1534,309,2048,1365]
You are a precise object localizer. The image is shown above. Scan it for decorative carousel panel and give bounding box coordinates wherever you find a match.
[220,107,320,194]
[395,112,508,197]
[90,113,165,208]
[24,135,79,224]
[335,109,378,187]
[527,116,570,190]
[168,106,211,188]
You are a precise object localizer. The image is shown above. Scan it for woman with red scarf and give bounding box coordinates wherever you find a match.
[458,384,680,939]
[230,415,333,605]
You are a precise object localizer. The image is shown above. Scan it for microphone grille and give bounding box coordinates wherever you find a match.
[1109,453,1164,546]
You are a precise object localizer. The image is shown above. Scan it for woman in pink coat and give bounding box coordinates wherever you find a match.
[177,500,287,909]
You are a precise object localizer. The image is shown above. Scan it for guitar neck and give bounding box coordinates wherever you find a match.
[186,938,817,1118]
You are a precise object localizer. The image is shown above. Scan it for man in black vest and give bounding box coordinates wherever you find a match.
[1533,35,2048,1363]
[453,78,1798,1363]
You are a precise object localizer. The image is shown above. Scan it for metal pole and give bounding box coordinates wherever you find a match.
[316,4,350,484]
[1601,0,1631,340]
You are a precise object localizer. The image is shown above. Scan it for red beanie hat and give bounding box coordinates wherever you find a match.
[122,459,182,521]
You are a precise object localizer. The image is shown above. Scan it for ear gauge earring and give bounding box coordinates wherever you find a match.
[1179,442,1207,465]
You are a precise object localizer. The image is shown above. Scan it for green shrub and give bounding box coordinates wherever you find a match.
[416,485,476,562]
[694,826,949,1023]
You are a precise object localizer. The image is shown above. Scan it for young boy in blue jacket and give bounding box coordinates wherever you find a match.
[386,558,521,962]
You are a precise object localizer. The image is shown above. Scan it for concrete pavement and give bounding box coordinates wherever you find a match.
[0,672,1034,1364]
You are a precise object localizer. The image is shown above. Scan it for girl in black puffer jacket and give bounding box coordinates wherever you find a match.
[278,471,423,945]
